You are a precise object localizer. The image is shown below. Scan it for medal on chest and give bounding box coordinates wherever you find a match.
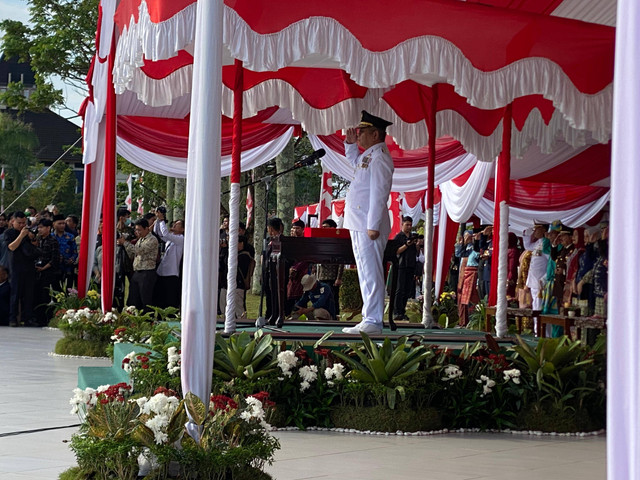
[360,153,372,169]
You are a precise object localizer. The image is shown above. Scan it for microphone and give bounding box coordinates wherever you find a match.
[294,148,326,168]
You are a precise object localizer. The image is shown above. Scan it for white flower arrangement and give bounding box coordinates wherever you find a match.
[442,365,463,381]
[167,346,181,376]
[101,311,118,324]
[324,363,345,386]
[299,365,318,392]
[136,392,181,444]
[69,387,97,415]
[476,375,497,395]
[503,369,521,384]
[240,396,271,429]
[277,350,298,377]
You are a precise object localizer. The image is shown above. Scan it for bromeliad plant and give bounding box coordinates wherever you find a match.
[213,331,278,380]
[333,333,432,409]
[512,334,606,419]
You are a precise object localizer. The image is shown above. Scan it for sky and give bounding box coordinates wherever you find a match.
[1,0,84,125]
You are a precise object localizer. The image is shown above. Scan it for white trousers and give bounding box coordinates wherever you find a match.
[350,230,386,327]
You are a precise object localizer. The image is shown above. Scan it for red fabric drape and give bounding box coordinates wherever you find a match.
[117,108,288,158]
[317,133,465,169]
[101,33,117,312]
[489,104,512,307]
[484,181,608,210]
[231,59,243,184]
[77,162,93,298]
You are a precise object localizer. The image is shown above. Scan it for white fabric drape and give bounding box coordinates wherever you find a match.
[608,0,640,477]
[439,161,495,222]
[115,127,294,177]
[399,195,425,224]
[473,193,610,233]
[181,0,223,440]
[224,182,241,332]
[433,200,448,299]
[79,119,107,293]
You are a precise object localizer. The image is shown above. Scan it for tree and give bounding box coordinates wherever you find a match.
[0,112,39,189]
[0,0,98,112]
[276,139,295,232]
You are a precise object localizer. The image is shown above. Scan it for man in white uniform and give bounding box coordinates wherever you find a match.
[342,111,394,335]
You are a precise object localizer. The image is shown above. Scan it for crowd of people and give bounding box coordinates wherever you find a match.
[451,220,609,335]
[0,208,79,327]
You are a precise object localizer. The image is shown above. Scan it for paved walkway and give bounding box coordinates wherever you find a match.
[0,327,606,480]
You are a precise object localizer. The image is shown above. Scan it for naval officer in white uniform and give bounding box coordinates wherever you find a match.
[342,111,394,335]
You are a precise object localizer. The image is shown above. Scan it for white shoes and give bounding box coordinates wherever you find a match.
[342,321,383,335]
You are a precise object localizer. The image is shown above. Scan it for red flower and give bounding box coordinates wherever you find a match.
[248,391,275,408]
[209,395,238,413]
[141,364,149,370]
[153,386,179,398]
[314,348,331,358]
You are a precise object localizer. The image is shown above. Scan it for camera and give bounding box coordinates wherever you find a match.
[408,233,424,242]
[29,225,39,235]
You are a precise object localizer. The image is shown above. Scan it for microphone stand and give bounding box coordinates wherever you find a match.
[219,159,319,328]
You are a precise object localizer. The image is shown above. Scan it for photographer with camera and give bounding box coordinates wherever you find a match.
[393,216,418,321]
[5,212,38,326]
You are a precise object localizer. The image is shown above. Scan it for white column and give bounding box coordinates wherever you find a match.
[608,0,640,477]
[495,201,509,337]
[421,207,435,327]
[225,182,241,332]
[181,0,223,441]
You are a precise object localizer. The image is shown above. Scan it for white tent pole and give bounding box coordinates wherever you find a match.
[181,0,223,442]
[608,0,640,477]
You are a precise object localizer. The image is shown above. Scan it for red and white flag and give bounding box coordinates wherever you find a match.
[0,167,5,191]
[125,174,133,209]
[246,188,254,227]
[318,166,332,224]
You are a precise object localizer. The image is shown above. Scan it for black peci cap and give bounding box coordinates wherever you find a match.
[358,110,392,131]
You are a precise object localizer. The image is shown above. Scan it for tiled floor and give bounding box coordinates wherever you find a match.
[0,327,606,480]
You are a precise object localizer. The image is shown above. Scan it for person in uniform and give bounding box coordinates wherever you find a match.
[342,111,394,335]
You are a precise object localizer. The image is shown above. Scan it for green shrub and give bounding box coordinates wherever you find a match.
[330,404,441,432]
[55,337,109,357]
[518,402,603,432]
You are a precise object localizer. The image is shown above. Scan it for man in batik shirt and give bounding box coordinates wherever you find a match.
[52,214,77,286]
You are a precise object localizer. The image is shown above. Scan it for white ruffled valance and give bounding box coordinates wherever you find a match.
[473,192,610,232]
[112,1,612,144]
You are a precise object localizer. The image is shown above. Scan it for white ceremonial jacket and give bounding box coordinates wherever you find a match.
[523,230,548,289]
[154,220,184,277]
[343,141,394,234]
